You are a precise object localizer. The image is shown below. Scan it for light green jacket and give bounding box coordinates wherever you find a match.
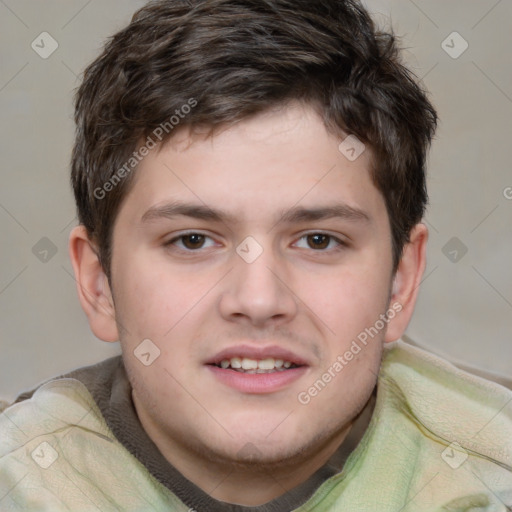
[1,341,511,511]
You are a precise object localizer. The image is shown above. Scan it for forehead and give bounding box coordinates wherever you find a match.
[117,102,385,225]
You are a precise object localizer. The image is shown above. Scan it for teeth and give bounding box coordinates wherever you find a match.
[241,358,258,370]
[258,358,275,370]
[230,357,242,369]
[217,357,297,371]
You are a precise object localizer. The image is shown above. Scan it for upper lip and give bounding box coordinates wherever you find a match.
[205,344,310,366]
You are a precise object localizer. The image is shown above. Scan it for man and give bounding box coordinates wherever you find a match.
[1,0,511,510]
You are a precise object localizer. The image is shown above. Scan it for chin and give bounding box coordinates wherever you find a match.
[200,421,333,470]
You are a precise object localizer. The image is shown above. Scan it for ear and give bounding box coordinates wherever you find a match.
[68,225,119,342]
[384,223,428,343]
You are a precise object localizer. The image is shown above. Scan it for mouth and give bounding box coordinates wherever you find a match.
[205,345,309,393]
[210,356,301,373]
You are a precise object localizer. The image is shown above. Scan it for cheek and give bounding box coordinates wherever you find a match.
[114,255,207,342]
[308,265,390,338]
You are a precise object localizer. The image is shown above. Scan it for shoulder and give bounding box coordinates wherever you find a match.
[0,357,178,510]
[11,355,124,405]
[380,340,512,457]
[0,363,116,463]
[320,341,512,510]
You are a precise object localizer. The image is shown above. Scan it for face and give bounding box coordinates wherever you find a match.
[107,103,397,467]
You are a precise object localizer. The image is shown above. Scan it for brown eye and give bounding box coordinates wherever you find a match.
[164,232,218,253]
[181,234,206,249]
[293,233,346,252]
[307,234,330,249]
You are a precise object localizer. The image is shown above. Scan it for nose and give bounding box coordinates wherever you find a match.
[218,240,298,328]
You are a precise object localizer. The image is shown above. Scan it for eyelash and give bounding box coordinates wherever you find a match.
[163,231,348,254]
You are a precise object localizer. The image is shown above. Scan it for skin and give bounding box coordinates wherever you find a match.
[69,102,427,506]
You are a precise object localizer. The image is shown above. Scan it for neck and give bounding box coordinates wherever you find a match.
[197,435,346,505]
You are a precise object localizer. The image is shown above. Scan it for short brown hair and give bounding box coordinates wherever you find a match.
[71,0,438,283]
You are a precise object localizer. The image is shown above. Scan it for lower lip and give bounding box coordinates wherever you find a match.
[206,365,308,393]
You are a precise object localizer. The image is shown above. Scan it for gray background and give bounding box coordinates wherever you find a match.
[1,0,511,402]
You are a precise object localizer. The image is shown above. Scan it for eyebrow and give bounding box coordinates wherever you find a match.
[140,200,371,225]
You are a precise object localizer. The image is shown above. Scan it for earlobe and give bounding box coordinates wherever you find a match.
[384,223,428,343]
[68,225,119,342]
